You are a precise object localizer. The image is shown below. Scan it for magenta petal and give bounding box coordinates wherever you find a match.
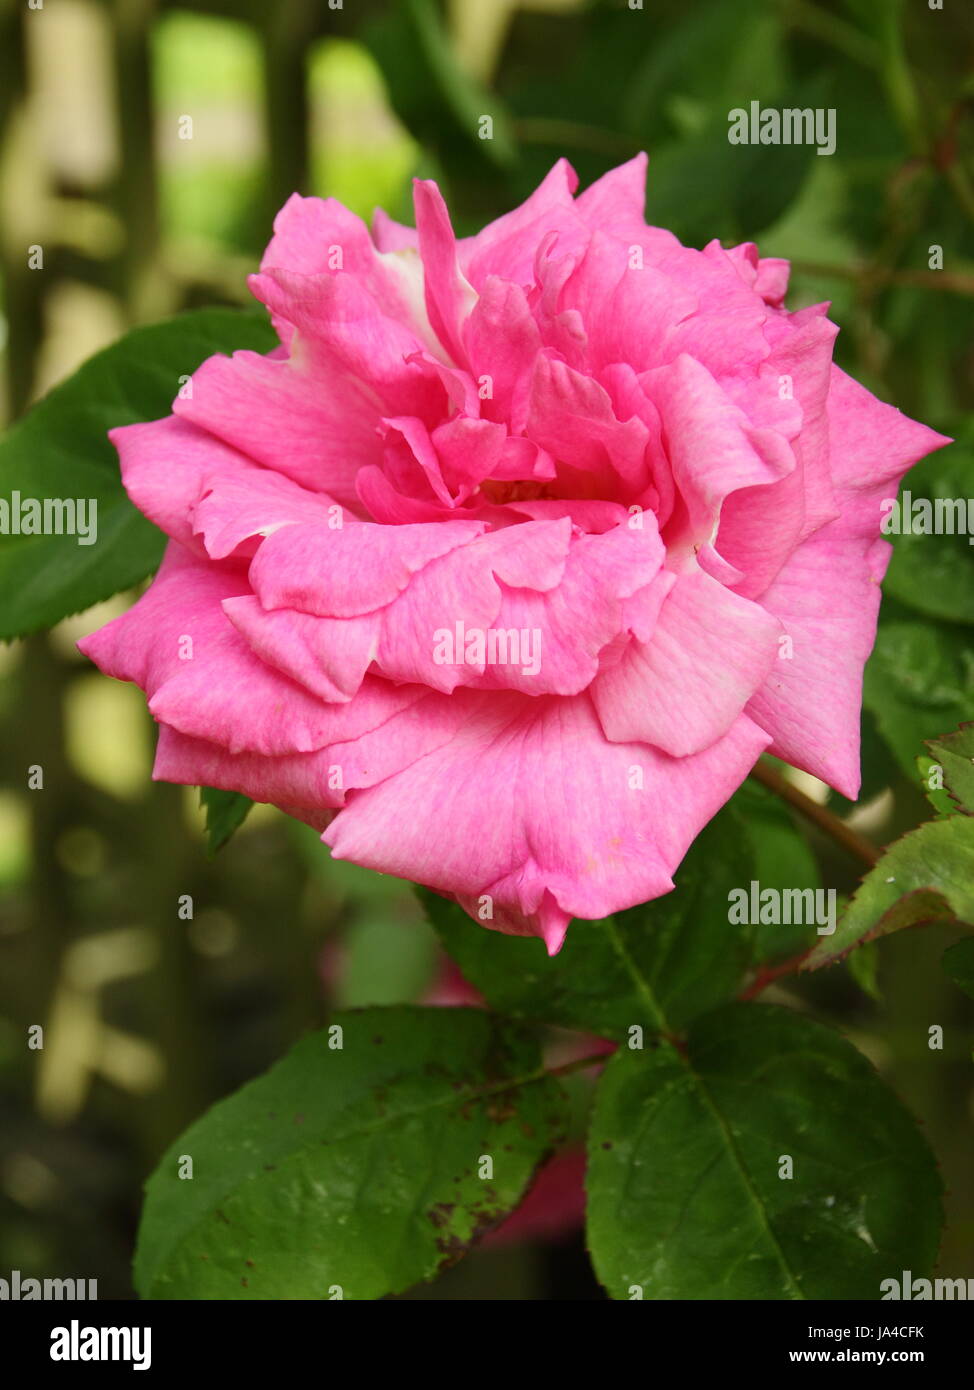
[461,276,541,433]
[193,465,341,560]
[554,231,697,374]
[826,366,951,527]
[526,354,652,498]
[744,532,885,797]
[413,179,477,367]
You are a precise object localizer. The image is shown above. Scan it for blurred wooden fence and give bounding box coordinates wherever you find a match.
[0,0,391,422]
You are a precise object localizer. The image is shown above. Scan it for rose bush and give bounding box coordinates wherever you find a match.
[79,154,947,952]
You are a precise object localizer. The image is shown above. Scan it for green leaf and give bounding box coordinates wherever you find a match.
[336,913,438,1008]
[924,723,974,814]
[586,1003,942,1300]
[623,0,787,144]
[363,0,516,190]
[806,816,974,968]
[916,754,956,818]
[642,127,754,245]
[883,440,974,626]
[199,786,254,856]
[735,778,821,962]
[642,73,826,245]
[847,938,882,1002]
[728,101,824,238]
[863,620,974,777]
[0,309,276,640]
[942,937,974,1000]
[424,804,754,1039]
[291,822,415,904]
[134,1006,567,1300]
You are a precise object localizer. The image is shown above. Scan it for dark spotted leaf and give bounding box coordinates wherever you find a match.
[135,1007,567,1299]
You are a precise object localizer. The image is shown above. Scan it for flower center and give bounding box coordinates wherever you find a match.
[478,478,550,505]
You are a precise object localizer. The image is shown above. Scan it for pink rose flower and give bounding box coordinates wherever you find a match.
[79,156,948,953]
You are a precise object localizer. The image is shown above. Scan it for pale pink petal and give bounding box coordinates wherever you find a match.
[248,519,486,618]
[744,373,950,794]
[154,686,470,809]
[639,354,794,552]
[109,416,240,554]
[592,568,781,755]
[574,153,650,237]
[458,158,585,288]
[173,348,381,508]
[79,543,421,755]
[470,523,664,696]
[324,692,771,949]
[526,353,652,499]
[222,595,377,703]
[461,276,541,433]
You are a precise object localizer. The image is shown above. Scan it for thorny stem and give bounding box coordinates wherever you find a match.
[739,950,814,1002]
[737,763,882,998]
[749,758,881,869]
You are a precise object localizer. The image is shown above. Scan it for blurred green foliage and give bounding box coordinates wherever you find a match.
[0,0,972,1300]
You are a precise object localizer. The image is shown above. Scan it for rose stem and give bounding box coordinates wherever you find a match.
[748,757,881,868]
